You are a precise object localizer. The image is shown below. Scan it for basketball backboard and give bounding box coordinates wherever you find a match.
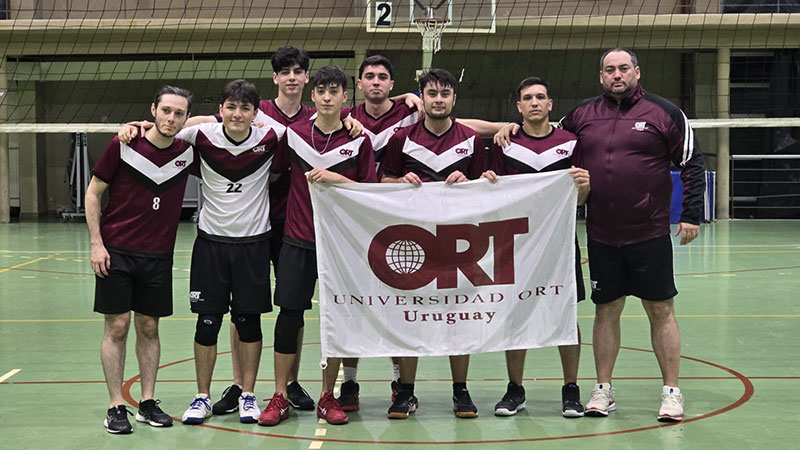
[366,0,496,33]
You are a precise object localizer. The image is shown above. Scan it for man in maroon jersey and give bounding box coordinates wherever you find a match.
[87,86,194,434]
[336,54,421,411]
[481,77,590,418]
[380,68,487,420]
[258,66,377,427]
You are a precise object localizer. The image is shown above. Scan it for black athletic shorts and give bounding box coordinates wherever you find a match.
[587,234,678,304]
[274,243,317,311]
[94,251,173,317]
[574,237,586,302]
[189,236,272,314]
[269,220,285,276]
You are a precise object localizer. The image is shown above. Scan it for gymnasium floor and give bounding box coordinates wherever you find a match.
[0,220,798,449]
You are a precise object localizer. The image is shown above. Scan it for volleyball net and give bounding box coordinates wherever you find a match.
[1,0,799,219]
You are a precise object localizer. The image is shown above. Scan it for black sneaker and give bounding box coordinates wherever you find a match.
[212,384,242,415]
[453,387,478,418]
[104,405,133,434]
[287,381,315,411]
[388,390,419,419]
[390,380,399,402]
[494,382,527,416]
[337,380,360,412]
[135,399,174,427]
[562,383,585,418]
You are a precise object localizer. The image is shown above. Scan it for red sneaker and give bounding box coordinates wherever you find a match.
[258,392,290,426]
[317,391,348,425]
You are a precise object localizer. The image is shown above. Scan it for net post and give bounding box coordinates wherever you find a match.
[0,54,9,223]
[716,47,731,220]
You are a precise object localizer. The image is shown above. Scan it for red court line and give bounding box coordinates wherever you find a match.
[113,344,755,445]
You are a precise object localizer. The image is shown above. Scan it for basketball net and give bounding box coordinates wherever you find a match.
[413,17,449,54]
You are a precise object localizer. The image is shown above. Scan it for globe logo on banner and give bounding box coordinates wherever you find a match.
[386,240,426,274]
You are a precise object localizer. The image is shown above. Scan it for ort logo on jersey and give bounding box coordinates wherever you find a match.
[454,147,470,155]
[632,122,648,132]
[175,160,187,167]
[367,218,529,290]
[555,148,569,156]
[251,145,266,153]
[340,149,354,157]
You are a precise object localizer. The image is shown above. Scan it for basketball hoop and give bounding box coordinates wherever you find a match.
[413,17,450,54]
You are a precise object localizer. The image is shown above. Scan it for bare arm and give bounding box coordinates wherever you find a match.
[184,115,217,128]
[391,92,423,112]
[456,119,509,139]
[85,176,111,277]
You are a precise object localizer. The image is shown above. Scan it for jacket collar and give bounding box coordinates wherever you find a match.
[602,84,646,109]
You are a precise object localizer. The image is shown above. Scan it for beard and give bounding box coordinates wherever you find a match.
[155,121,177,138]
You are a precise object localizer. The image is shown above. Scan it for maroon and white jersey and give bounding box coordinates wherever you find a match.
[272,121,377,248]
[255,100,316,223]
[177,122,279,242]
[92,136,196,257]
[381,120,486,182]
[344,100,419,168]
[491,127,577,175]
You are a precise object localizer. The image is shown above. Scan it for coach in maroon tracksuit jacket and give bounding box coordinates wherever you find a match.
[559,48,705,422]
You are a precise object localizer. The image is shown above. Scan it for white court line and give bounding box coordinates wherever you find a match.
[0,369,22,383]
[309,442,323,449]
[315,428,327,436]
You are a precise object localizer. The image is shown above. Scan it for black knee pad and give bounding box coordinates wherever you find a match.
[231,313,262,343]
[274,308,304,354]
[194,313,223,346]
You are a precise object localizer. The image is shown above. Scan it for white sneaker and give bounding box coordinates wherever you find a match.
[585,383,616,417]
[658,386,684,422]
[182,394,212,425]
[238,392,260,423]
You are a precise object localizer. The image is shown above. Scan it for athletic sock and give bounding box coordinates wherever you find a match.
[343,366,358,383]
[453,382,467,394]
[400,383,415,395]
[392,363,401,382]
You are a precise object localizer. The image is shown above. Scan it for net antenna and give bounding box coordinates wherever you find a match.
[413,0,450,75]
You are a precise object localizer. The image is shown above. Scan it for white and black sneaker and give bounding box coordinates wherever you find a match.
[212,384,242,415]
[136,399,174,427]
[104,405,133,434]
[561,383,585,418]
[286,381,315,411]
[494,382,526,416]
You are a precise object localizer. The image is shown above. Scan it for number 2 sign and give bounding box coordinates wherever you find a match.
[375,1,392,27]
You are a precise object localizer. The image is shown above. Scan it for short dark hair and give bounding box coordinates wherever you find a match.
[418,68,458,93]
[311,66,348,91]
[359,55,394,79]
[154,86,192,111]
[600,48,639,70]
[271,46,310,73]
[516,77,551,100]
[219,79,260,108]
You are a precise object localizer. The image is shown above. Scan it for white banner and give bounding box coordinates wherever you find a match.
[310,171,578,359]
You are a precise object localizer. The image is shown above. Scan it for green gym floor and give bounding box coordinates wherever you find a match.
[0,220,798,449]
